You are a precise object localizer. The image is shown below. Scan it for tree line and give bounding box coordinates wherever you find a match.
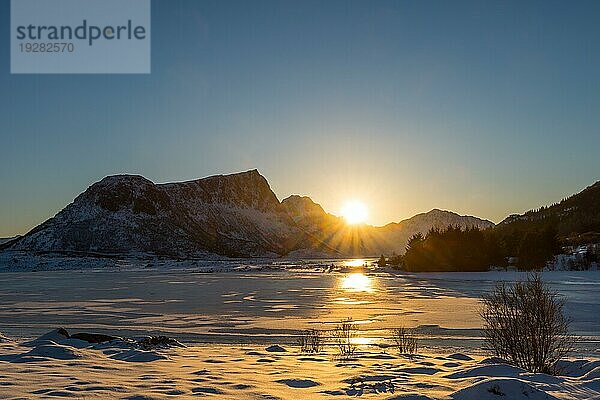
[388,224,561,272]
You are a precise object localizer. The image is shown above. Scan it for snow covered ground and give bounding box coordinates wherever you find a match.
[0,328,598,399]
[0,259,598,398]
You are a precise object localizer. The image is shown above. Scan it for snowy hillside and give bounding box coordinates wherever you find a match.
[0,236,19,245]
[498,181,600,245]
[4,170,325,258]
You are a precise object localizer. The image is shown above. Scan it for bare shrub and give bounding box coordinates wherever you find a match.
[298,329,324,353]
[480,273,574,373]
[391,326,418,354]
[332,318,357,359]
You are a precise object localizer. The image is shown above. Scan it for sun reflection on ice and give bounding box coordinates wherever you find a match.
[344,259,366,268]
[341,273,373,292]
[351,336,377,345]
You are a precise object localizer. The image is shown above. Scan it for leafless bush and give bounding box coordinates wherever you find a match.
[480,273,575,374]
[391,326,418,354]
[298,329,324,353]
[332,318,357,359]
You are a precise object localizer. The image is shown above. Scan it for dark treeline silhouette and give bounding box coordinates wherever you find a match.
[386,181,600,271]
[494,223,561,270]
[390,224,561,272]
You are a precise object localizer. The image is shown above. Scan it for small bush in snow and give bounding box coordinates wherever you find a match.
[332,318,357,359]
[391,326,418,354]
[298,329,324,353]
[480,273,574,373]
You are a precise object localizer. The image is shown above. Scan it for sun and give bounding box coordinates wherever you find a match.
[341,200,368,225]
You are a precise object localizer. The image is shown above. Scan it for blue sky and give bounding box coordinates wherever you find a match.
[1,0,599,236]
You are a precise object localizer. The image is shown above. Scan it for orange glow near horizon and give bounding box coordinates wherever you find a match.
[340,200,369,225]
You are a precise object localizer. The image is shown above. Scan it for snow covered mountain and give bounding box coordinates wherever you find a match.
[376,209,494,254]
[3,170,493,258]
[5,170,328,258]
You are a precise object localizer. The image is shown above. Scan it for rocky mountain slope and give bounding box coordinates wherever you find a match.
[4,171,330,258]
[497,181,600,245]
[0,236,19,245]
[3,170,493,258]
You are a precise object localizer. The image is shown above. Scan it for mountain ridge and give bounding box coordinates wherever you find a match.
[6,170,320,257]
[0,170,507,258]
[496,180,600,245]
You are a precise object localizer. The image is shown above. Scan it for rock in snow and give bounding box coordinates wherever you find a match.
[265,344,287,353]
[14,329,177,364]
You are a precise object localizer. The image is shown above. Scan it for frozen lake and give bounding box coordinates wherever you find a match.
[0,262,598,354]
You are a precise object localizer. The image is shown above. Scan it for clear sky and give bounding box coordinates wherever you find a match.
[1,0,599,236]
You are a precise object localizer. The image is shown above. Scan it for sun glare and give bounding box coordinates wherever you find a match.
[341,200,368,224]
[341,273,373,292]
[345,259,366,268]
